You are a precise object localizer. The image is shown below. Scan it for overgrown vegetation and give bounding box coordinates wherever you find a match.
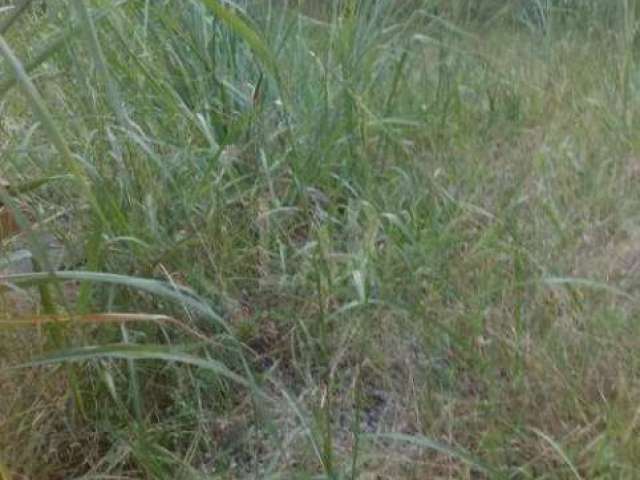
[2,0,640,478]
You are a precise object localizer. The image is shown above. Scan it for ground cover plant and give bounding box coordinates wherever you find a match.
[2,0,640,478]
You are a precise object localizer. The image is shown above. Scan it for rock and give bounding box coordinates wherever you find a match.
[0,249,33,275]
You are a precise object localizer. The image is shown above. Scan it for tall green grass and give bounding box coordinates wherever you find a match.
[2,0,640,477]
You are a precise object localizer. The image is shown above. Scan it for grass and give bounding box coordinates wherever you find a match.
[2,0,640,478]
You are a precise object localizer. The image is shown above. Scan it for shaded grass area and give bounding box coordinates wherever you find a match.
[2,1,640,478]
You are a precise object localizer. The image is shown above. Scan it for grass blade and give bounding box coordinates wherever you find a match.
[0,32,109,227]
[366,432,500,477]
[0,0,33,35]
[198,0,279,78]
[0,312,211,341]
[0,33,74,164]
[0,460,12,480]
[70,0,129,125]
[8,343,256,393]
[530,428,583,480]
[0,270,230,332]
[543,276,636,302]
[0,4,117,98]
